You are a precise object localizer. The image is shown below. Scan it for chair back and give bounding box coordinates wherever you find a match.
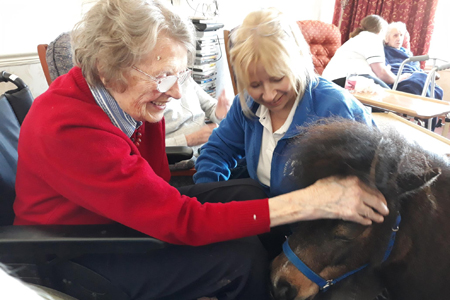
[37,32,74,86]
[37,44,51,86]
[46,32,74,82]
[297,20,341,75]
[0,71,34,225]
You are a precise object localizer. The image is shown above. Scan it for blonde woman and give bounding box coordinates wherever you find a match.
[323,14,410,87]
[194,8,375,198]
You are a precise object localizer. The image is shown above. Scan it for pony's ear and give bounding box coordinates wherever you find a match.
[396,167,441,196]
[393,151,441,197]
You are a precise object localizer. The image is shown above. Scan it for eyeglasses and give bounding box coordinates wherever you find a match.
[132,66,191,93]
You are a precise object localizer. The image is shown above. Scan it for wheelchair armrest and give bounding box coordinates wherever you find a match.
[0,224,167,262]
[166,146,193,165]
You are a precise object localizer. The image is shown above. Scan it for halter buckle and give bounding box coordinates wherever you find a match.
[321,280,334,290]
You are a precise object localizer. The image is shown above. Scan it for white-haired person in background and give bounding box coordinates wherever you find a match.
[384,21,444,130]
[165,81,231,171]
[323,15,411,88]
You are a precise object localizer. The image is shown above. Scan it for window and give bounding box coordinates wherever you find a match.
[427,1,450,65]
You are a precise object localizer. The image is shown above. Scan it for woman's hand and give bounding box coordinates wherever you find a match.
[185,123,218,147]
[214,90,232,120]
[268,176,389,227]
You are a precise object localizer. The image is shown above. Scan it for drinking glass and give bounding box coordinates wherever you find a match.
[344,73,358,93]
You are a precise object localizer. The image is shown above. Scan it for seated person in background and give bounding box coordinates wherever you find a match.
[322,15,410,88]
[13,1,388,299]
[164,78,231,170]
[384,21,443,100]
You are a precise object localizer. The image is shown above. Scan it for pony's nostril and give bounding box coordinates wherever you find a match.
[272,279,298,300]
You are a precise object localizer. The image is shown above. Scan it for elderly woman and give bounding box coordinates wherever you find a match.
[384,22,443,100]
[13,1,388,299]
[323,15,410,88]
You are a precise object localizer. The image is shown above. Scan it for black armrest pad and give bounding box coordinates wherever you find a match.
[166,146,193,164]
[0,224,167,260]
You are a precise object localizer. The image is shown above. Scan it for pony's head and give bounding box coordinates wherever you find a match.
[270,118,442,300]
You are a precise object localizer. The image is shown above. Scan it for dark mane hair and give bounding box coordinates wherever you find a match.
[287,118,444,206]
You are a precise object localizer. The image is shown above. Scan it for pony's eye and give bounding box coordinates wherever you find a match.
[333,235,352,241]
[333,223,366,241]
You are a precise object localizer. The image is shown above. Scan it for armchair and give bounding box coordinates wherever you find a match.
[296,20,341,76]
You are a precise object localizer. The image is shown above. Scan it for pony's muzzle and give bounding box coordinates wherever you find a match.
[271,278,298,300]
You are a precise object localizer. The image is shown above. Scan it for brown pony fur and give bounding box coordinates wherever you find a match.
[271,118,450,300]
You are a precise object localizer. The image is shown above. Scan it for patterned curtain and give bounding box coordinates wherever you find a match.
[332,0,439,59]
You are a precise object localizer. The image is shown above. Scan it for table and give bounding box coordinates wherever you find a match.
[372,112,450,157]
[354,89,450,130]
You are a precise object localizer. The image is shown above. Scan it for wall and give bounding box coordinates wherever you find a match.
[0,0,86,97]
[426,0,450,102]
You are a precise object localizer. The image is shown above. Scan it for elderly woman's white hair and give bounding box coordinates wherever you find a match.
[385,22,407,43]
[71,0,195,93]
[230,7,317,118]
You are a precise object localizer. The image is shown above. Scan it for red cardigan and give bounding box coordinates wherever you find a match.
[14,67,270,246]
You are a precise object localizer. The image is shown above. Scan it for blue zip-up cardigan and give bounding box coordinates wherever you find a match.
[194,77,376,197]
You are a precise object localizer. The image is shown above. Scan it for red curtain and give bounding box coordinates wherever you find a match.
[332,0,439,58]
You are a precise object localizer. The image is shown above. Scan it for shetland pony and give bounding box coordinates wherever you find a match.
[270,119,450,300]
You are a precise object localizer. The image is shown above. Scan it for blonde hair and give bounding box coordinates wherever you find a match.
[350,15,387,38]
[71,0,195,92]
[230,7,317,118]
[385,22,407,43]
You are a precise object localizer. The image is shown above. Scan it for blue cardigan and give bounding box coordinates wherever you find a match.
[194,78,375,197]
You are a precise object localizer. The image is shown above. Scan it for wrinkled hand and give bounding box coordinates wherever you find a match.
[303,176,388,225]
[185,123,218,147]
[215,90,232,120]
[268,176,389,227]
[398,73,412,82]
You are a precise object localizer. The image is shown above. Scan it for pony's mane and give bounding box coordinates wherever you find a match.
[285,118,445,212]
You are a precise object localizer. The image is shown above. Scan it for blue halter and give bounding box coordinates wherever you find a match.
[282,214,401,292]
